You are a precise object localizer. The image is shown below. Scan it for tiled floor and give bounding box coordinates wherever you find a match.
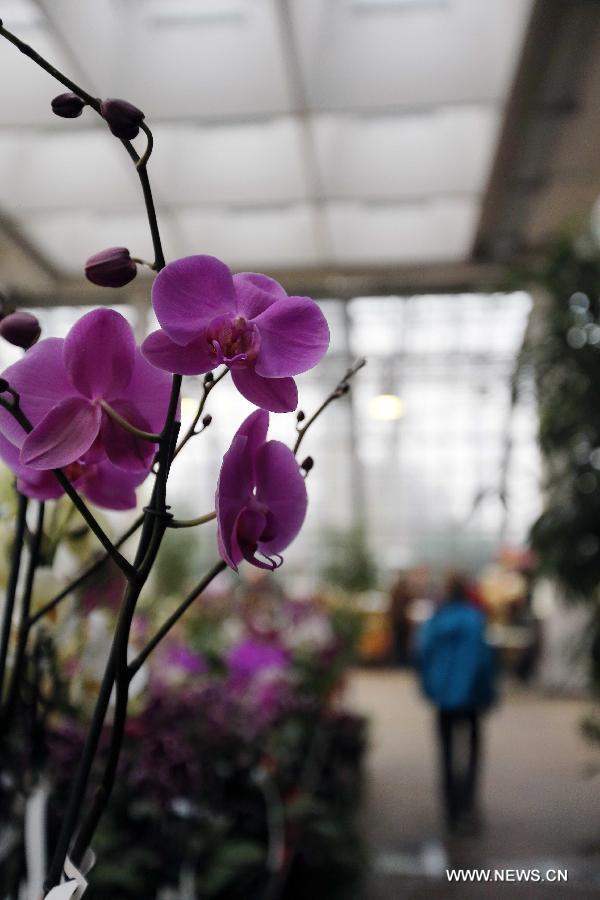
[346,670,600,899]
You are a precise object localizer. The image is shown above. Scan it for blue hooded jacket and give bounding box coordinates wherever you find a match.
[417,600,496,711]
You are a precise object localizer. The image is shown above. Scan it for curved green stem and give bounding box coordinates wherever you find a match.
[100,399,162,443]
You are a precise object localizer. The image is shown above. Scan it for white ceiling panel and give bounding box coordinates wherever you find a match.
[176,204,320,268]
[0,0,533,280]
[292,0,531,111]
[327,198,478,264]
[314,105,500,201]
[150,118,308,206]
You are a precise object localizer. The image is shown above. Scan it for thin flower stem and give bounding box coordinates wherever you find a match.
[27,513,144,627]
[174,368,229,459]
[293,357,366,456]
[137,121,154,169]
[169,511,216,529]
[0,492,28,704]
[127,560,227,679]
[0,22,166,272]
[99,399,162,443]
[2,502,45,722]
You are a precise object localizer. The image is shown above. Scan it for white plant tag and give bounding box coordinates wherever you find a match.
[43,882,79,900]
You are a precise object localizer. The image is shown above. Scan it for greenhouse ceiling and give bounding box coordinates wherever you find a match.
[0,0,600,302]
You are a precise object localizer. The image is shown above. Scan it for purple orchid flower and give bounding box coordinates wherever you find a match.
[216,409,307,570]
[141,255,329,413]
[227,640,290,681]
[0,308,173,474]
[0,430,147,509]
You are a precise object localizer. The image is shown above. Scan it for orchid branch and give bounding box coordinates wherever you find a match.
[174,367,229,459]
[168,511,216,529]
[293,357,366,455]
[100,399,162,443]
[0,20,165,272]
[127,560,227,679]
[0,492,28,704]
[0,393,135,579]
[27,513,144,628]
[2,501,45,723]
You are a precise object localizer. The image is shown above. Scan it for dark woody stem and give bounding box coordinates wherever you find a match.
[0,491,28,704]
[293,357,366,455]
[2,501,45,723]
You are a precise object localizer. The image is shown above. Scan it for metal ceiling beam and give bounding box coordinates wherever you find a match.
[11,260,504,308]
[473,0,600,261]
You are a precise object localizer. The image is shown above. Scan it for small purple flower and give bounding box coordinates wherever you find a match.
[85,247,138,288]
[142,255,329,413]
[166,643,207,676]
[227,640,289,681]
[100,98,145,140]
[0,431,146,509]
[216,409,307,570]
[0,311,40,349]
[0,308,172,474]
[51,92,86,119]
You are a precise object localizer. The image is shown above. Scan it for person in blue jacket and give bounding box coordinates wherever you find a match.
[417,571,497,833]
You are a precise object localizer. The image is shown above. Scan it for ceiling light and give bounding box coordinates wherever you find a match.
[369,394,405,421]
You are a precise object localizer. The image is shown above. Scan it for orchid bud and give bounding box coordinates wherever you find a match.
[51,92,85,119]
[301,456,314,473]
[100,98,145,140]
[203,372,214,385]
[0,311,41,349]
[296,410,305,422]
[202,414,212,427]
[85,247,137,288]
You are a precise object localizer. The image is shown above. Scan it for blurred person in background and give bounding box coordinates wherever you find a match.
[417,571,497,834]
[389,570,414,666]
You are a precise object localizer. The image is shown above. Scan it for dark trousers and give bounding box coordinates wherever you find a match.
[437,708,480,827]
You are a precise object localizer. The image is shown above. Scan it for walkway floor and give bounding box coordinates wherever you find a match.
[346,669,600,899]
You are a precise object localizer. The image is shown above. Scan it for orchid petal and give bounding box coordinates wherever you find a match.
[122,349,176,433]
[100,400,157,472]
[233,273,286,320]
[0,432,64,500]
[216,433,255,569]
[230,368,297,413]
[20,397,101,470]
[255,440,307,554]
[235,508,278,570]
[83,460,146,510]
[141,329,214,376]
[0,338,76,448]
[235,409,269,480]
[152,255,236,345]
[64,308,136,399]
[253,297,329,378]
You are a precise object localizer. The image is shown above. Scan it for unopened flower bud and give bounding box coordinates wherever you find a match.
[296,410,305,422]
[0,311,41,349]
[100,98,145,140]
[51,92,85,119]
[85,247,137,288]
[301,456,314,473]
[203,372,214,385]
[202,414,212,427]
